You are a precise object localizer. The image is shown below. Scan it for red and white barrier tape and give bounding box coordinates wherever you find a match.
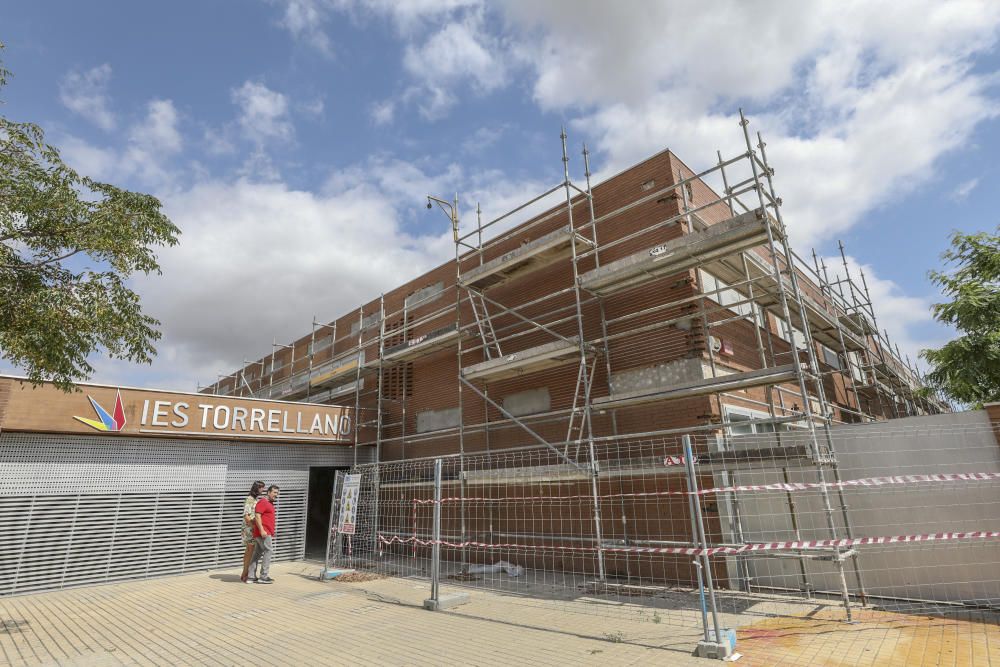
[408,471,1000,505]
[379,531,1000,557]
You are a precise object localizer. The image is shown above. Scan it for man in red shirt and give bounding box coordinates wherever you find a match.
[249,484,279,584]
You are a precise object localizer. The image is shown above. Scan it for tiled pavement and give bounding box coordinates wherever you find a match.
[0,562,995,666]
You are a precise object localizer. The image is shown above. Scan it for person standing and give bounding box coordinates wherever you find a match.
[240,481,265,584]
[249,485,280,584]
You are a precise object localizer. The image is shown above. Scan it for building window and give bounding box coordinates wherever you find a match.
[350,310,382,336]
[847,351,865,383]
[724,406,779,435]
[405,281,445,310]
[312,335,333,355]
[724,406,803,436]
[698,269,763,322]
[772,314,807,350]
[820,344,841,370]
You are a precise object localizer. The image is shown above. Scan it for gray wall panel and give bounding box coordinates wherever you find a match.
[0,432,373,596]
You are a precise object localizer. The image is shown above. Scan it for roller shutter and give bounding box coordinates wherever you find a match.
[0,432,368,596]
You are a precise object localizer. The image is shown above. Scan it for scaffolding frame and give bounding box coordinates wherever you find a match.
[204,114,952,618]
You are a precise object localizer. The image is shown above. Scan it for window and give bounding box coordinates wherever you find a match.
[699,270,750,317]
[311,335,333,355]
[772,314,807,349]
[847,351,865,383]
[724,406,782,435]
[405,282,445,310]
[725,405,804,436]
[350,310,382,336]
[820,344,841,370]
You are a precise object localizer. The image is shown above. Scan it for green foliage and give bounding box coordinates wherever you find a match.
[920,227,1000,407]
[0,42,179,390]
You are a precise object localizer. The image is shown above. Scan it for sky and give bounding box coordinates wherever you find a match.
[2,0,999,392]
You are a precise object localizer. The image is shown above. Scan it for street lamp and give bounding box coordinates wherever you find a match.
[427,194,459,243]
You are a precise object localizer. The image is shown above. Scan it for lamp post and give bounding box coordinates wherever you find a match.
[427,194,459,243]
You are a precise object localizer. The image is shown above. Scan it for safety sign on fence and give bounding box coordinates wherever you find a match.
[337,473,362,535]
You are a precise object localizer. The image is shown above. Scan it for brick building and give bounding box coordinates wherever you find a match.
[205,129,945,461]
[203,121,950,593]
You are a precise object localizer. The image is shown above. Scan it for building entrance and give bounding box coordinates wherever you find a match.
[305,466,346,560]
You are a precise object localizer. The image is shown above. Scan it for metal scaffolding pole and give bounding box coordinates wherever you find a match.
[748,117,859,618]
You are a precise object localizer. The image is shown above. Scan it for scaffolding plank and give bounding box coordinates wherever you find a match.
[795,294,868,352]
[838,311,875,337]
[381,324,464,363]
[579,208,777,296]
[383,445,818,488]
[593,363,805,410]
[705,248,868,353]
[460,224,580,290]
[747,285,868,354]
[310,355,361,388]
[461,337,582,382]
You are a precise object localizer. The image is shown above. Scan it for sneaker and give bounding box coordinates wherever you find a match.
[256,577,274,584]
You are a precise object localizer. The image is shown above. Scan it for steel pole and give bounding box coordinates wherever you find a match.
[683,436,723,644]
[430,458,443,603]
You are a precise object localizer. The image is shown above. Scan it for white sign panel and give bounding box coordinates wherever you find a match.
[337,474,362,535]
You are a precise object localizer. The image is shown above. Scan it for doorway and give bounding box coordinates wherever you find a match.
[305,466,346,560]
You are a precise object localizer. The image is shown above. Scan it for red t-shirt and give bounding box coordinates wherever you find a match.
[253,498,276,538]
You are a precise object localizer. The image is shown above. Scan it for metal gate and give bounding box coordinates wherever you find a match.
[0,432,367,596]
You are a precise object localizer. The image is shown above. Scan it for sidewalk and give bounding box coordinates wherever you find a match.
[0,561,995,665]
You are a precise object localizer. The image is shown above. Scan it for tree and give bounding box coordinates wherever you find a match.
[920,227,1000,407]
[0,43,180,389]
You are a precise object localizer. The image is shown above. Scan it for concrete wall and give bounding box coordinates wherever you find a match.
[721,410,1000,604]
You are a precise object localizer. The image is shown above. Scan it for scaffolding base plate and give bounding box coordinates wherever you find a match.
[423,592,470,611]
[695,629,737,660]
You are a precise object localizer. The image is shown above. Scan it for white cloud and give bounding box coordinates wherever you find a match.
[202,126,237,156]
[131,174,454,389]
[300,98,326,117]
[400,11,508,120]
[60,98,183,189]
[502,0,1000,248]
[332,0,479,32]
[273,0,334,56]
[58,64,116,130]
[461,124,506,153]
[402,14,507,119]
[310,1,506,120]
[949,177,980,201]
[370,99,396,125]
[129,99,182,154]
[231,81,295,144]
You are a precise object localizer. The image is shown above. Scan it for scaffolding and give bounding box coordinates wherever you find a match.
[204,113,951,618]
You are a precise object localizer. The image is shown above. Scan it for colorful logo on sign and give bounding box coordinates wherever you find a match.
[74,390,127,432]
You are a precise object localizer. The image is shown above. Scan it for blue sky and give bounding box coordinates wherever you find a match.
[2,1,999,391]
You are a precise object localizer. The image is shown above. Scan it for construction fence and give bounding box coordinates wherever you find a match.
[325,410,999,655]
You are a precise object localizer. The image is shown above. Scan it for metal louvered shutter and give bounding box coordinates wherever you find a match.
[0,432,370,596]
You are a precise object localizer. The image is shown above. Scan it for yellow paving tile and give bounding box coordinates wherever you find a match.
[0,562,995,666]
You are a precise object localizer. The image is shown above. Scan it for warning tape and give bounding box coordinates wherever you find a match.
[378,531,1000,557]
[408,471,1000,505]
